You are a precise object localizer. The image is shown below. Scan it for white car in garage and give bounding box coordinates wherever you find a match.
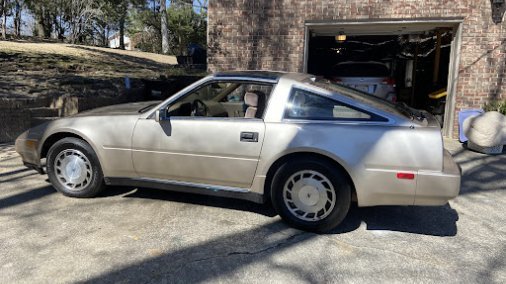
[328,61,397,102]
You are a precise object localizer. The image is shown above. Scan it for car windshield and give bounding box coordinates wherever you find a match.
[309,78,425,123]
[333,63,389,77]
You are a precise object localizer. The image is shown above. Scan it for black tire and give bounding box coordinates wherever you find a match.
[47,137,105,198]
[271,158,351,232]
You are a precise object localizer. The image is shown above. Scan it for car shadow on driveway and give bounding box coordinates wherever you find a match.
[123,187,278,217]
[103,186,458,237]
[331,203,458,237]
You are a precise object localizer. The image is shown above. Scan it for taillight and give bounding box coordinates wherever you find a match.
[382,78,396,87]
[397,172,415,180]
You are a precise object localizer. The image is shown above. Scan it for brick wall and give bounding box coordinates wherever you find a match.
[208,0,506,138]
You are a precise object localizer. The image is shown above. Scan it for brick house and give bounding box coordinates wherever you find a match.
[207,0,506,138]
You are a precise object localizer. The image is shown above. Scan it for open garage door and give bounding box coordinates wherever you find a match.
[304,20,462,136]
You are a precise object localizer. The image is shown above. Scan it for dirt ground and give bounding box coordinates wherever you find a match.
[0,40,181,99]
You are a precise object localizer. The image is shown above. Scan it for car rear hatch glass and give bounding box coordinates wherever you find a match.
[309,78,434,126]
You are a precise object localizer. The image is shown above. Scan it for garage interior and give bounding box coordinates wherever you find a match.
[304,21,460,128]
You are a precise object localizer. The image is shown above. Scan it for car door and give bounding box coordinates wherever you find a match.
[131,81,272,189]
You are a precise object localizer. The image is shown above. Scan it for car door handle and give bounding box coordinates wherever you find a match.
[240,132,258,142]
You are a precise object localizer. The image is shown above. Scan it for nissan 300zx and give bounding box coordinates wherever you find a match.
[15,71,461,232]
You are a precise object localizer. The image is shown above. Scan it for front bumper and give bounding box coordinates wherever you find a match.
[15,132,42,172]
[414,150,461,206]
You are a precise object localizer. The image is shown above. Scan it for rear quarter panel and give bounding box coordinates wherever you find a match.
[257,122,444,206]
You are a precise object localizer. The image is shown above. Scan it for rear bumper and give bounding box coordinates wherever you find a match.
[414,150,461,206]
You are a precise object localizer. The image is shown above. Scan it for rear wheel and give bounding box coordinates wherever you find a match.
[47,137,105,198]
[271,159,351,232]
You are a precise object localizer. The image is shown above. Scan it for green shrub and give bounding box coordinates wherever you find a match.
[483,99,506,115]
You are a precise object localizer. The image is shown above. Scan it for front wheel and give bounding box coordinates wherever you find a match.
[47,137,105,198]
[271,159,351,232]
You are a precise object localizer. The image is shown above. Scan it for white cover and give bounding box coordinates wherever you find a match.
[463,111,506,147]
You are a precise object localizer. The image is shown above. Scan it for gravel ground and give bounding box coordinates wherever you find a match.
[0,139,504,283]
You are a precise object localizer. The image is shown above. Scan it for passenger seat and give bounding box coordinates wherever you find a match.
[244,90,266,118]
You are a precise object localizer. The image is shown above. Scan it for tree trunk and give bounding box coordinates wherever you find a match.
[77,20,84,44]
[36,6,52,39]
[160,0,169,54]
[14,0,20,37]
[53,15,63,41]
[119,2,126,50]
[1,0,7,39]
[179,35,183,55]
[119,16,125,49]
[102,25,107,47]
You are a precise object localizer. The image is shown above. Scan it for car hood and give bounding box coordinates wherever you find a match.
[74,100,161,116]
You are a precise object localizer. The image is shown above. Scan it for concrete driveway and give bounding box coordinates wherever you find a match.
[0,140,504,283]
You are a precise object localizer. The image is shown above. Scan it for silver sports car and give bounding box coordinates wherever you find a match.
[15,71,461,232]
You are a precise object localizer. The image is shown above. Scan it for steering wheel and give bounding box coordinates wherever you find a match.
[191,99,208,117]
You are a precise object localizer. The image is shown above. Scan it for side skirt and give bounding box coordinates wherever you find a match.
[104,177,265,204]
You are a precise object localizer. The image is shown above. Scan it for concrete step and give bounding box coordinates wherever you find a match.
[29,107,60,118]
[30,117,59,127]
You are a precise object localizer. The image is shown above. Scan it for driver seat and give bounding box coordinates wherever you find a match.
[244,91,266,118]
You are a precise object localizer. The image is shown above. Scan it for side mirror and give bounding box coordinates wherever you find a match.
[154,109,167,122]
[155,110,161,122]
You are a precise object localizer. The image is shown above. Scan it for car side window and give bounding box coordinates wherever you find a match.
[167,81,273,119]
[285,89,373,120]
